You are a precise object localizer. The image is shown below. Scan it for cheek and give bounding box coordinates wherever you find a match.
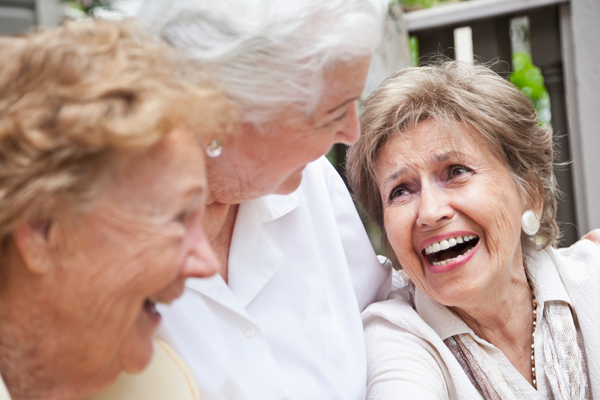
[74,228,183,324]
[117,313,155,374]
[384,208,423,277]
[118,231,185,294]
[455,179,523,261]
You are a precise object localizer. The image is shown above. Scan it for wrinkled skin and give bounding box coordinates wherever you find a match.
[375,120,539,383]
[205,55,372,205]
[0,128,219,400]
[375,121,537,308]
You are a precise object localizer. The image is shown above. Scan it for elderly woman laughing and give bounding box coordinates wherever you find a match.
[0,20,228,399]
[348,62,600,399]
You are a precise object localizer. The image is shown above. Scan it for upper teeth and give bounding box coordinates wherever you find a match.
[425,235,477,255]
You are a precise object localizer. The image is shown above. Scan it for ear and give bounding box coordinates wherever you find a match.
[13,217,54,275]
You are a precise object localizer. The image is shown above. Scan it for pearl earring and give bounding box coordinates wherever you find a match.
[521,210,540,236]
[206,140,223,158]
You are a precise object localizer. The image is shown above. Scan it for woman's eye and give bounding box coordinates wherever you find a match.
[448,165,472,179]
[390,185,410,200]
[333,111,347,122]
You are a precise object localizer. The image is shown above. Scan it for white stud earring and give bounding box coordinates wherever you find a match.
[206,140,222,158]
[521,210,540,236]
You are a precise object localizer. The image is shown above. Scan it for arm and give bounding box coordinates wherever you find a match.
[322,158,391,310]
[364,314,450,400]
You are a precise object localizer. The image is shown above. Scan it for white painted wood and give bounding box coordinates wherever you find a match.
[363,4,412,98]
[405,0,569,32]
[34,0,62,27]
[560,3,588,233]
[566,0,600,232]
[453,26,474,64]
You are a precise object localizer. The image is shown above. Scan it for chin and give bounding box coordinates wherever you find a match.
[119,336,154,374]
[118,313,157,374]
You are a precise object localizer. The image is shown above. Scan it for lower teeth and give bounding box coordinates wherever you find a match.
[431,247,473,266]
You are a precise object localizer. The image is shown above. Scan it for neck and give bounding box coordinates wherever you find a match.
[203,201,239,284]
[450,269,534,385]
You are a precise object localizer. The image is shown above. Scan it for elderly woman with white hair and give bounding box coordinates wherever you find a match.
[137,1,600,399]
[136,0,392,398]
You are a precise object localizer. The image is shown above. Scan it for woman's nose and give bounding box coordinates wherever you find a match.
[335,104,360,145]
[182,229,219,279]
[416,184,454,227]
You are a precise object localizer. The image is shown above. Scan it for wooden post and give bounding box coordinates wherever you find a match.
[471,16,512,75]
[529,5,578,245]
[415,26,455,64]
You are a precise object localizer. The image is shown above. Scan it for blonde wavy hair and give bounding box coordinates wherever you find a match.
[347,62,558,268]
[0,19,231,247]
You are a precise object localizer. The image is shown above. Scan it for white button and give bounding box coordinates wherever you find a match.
[242,324,255,338]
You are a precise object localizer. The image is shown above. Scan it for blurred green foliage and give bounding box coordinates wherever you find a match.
[399,0,468,9]
[409,36,419,67]
[509,51,551,124]
[63,0,112,16]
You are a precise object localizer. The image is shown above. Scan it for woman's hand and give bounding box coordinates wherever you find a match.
[581,229,600,245]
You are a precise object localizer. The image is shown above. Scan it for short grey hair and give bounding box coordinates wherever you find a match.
[347,62,558,268]
[138,0,387,124]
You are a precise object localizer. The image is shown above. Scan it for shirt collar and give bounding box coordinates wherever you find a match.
[251,189,300,224]
[525,249,571,307]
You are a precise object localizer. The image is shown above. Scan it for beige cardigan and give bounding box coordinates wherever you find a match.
[0,340,199,400]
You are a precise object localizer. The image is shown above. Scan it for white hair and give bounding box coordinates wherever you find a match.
[137,0,387,125]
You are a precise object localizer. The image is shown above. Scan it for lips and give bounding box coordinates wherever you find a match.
[420,232,480,274]
[143,298,160,315]
[424,234,479,266]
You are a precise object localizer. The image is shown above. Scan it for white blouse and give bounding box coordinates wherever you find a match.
[0,376,9,400]
[155,157,391,400]
[363,240,600,399]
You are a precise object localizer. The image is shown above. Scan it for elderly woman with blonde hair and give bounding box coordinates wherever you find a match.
[347,62,600,399]
[0,20,230,400]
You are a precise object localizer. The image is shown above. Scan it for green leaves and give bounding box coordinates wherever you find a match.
[62,0,112,17]
[510,51,551,124]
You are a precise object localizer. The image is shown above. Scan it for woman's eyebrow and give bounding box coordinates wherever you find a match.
[431,150,465,164]
[383,166,408,188]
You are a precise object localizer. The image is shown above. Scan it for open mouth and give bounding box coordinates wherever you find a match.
[422,234,480,266]
[143,298,160,317]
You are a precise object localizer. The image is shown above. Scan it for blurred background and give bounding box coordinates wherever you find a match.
[1,0,598,251]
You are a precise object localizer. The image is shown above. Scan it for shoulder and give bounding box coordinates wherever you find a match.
[82,341,199,400]
[553,239,600,265]
[547,240,600,281]
[301,156,347,200]
[362,289,451,400]
[363,287,439,351]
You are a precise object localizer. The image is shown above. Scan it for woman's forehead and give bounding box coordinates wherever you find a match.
[374,120,500,175]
